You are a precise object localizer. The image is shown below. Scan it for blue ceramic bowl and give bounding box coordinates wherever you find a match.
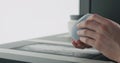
[71,14,92,40]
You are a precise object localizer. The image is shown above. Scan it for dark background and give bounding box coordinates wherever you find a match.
[91,0,120,24]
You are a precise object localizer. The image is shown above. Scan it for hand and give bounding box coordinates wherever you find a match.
[76,14,120,62]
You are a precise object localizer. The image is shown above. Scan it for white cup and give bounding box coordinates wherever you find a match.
[71,14,92,40]
[68,20,77,37]
[68,15,81,37]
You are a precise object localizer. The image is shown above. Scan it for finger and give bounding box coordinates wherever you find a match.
[72,40,88,49]
[76,41,92,48]
[87,14,111,25]
[76,40,88,49]
[77,29,97,39]
[80,37,95,47]
[72,40,85,48]
[77,20,100,32]
[72,41,78,48]
[85,45,92,48]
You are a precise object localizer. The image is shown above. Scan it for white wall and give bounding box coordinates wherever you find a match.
[0,0,79,44]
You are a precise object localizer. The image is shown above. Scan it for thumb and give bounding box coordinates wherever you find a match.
[72,39,91,48]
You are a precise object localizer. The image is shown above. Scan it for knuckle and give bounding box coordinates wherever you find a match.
[83,29,88,34]
[84,20,92,26]
[103,18,113,25]
[92,14,98,17]
[84,21,89,26]
[100,25,108,31]
[89,14,98,20]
